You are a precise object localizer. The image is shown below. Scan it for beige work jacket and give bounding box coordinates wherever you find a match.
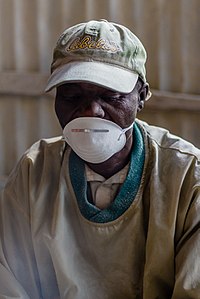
[0,120,200,299]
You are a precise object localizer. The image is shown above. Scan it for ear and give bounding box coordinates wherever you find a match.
[137,82,149,112]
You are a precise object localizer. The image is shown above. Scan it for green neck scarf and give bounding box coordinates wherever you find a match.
[69,123,145,223]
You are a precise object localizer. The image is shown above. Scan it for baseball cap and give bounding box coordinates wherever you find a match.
[45,19,150,96]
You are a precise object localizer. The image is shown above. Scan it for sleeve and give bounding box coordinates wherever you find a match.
[0,156,42,298]
[172,184,200,298]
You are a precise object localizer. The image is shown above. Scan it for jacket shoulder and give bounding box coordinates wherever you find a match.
[24,136,65,162]
[5,136,66,188]
[137,119,200,160]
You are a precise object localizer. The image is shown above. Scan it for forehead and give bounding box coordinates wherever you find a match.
[56,82,129,96]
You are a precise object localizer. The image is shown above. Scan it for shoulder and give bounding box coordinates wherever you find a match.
[25,136,65,161]
[136,119,200,161]
[5,136,67,189]
[22,136,67,172]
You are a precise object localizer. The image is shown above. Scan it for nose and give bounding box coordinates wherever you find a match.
[79,100,105,118]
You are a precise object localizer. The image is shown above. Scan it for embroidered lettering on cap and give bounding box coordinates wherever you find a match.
[66,35,120,53]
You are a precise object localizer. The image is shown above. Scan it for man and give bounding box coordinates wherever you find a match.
[0,19,200,299]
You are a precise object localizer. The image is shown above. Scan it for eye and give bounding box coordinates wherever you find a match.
[59,94,81,103]
[57,85,82,101]
[102,95,124,102]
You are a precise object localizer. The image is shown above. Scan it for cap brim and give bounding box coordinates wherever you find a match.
[45,61,138,93]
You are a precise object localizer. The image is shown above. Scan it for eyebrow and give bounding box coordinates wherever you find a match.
[58,85,81,94]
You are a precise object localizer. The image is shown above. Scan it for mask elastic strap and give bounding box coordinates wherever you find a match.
[118,122,134,141]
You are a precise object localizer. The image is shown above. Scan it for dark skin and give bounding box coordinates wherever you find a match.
[55,79,149,178]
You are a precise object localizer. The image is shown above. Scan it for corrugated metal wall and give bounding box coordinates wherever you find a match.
[0,0,200,181]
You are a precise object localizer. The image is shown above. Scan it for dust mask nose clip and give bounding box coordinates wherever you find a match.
[63,117,134,163]
[71,128,109,133]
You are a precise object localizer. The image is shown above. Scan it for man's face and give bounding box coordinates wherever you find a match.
[55,82,141,130]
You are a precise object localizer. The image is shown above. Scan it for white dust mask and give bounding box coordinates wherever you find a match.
[63,117,134,163]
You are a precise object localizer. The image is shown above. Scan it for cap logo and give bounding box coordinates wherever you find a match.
[66,35,120,53]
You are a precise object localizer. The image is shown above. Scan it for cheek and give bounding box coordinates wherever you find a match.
[54,101,60,118]
[54,101,70,128]
[54,101,63,121]
[120,103,138,126]
[128,100,139,118]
